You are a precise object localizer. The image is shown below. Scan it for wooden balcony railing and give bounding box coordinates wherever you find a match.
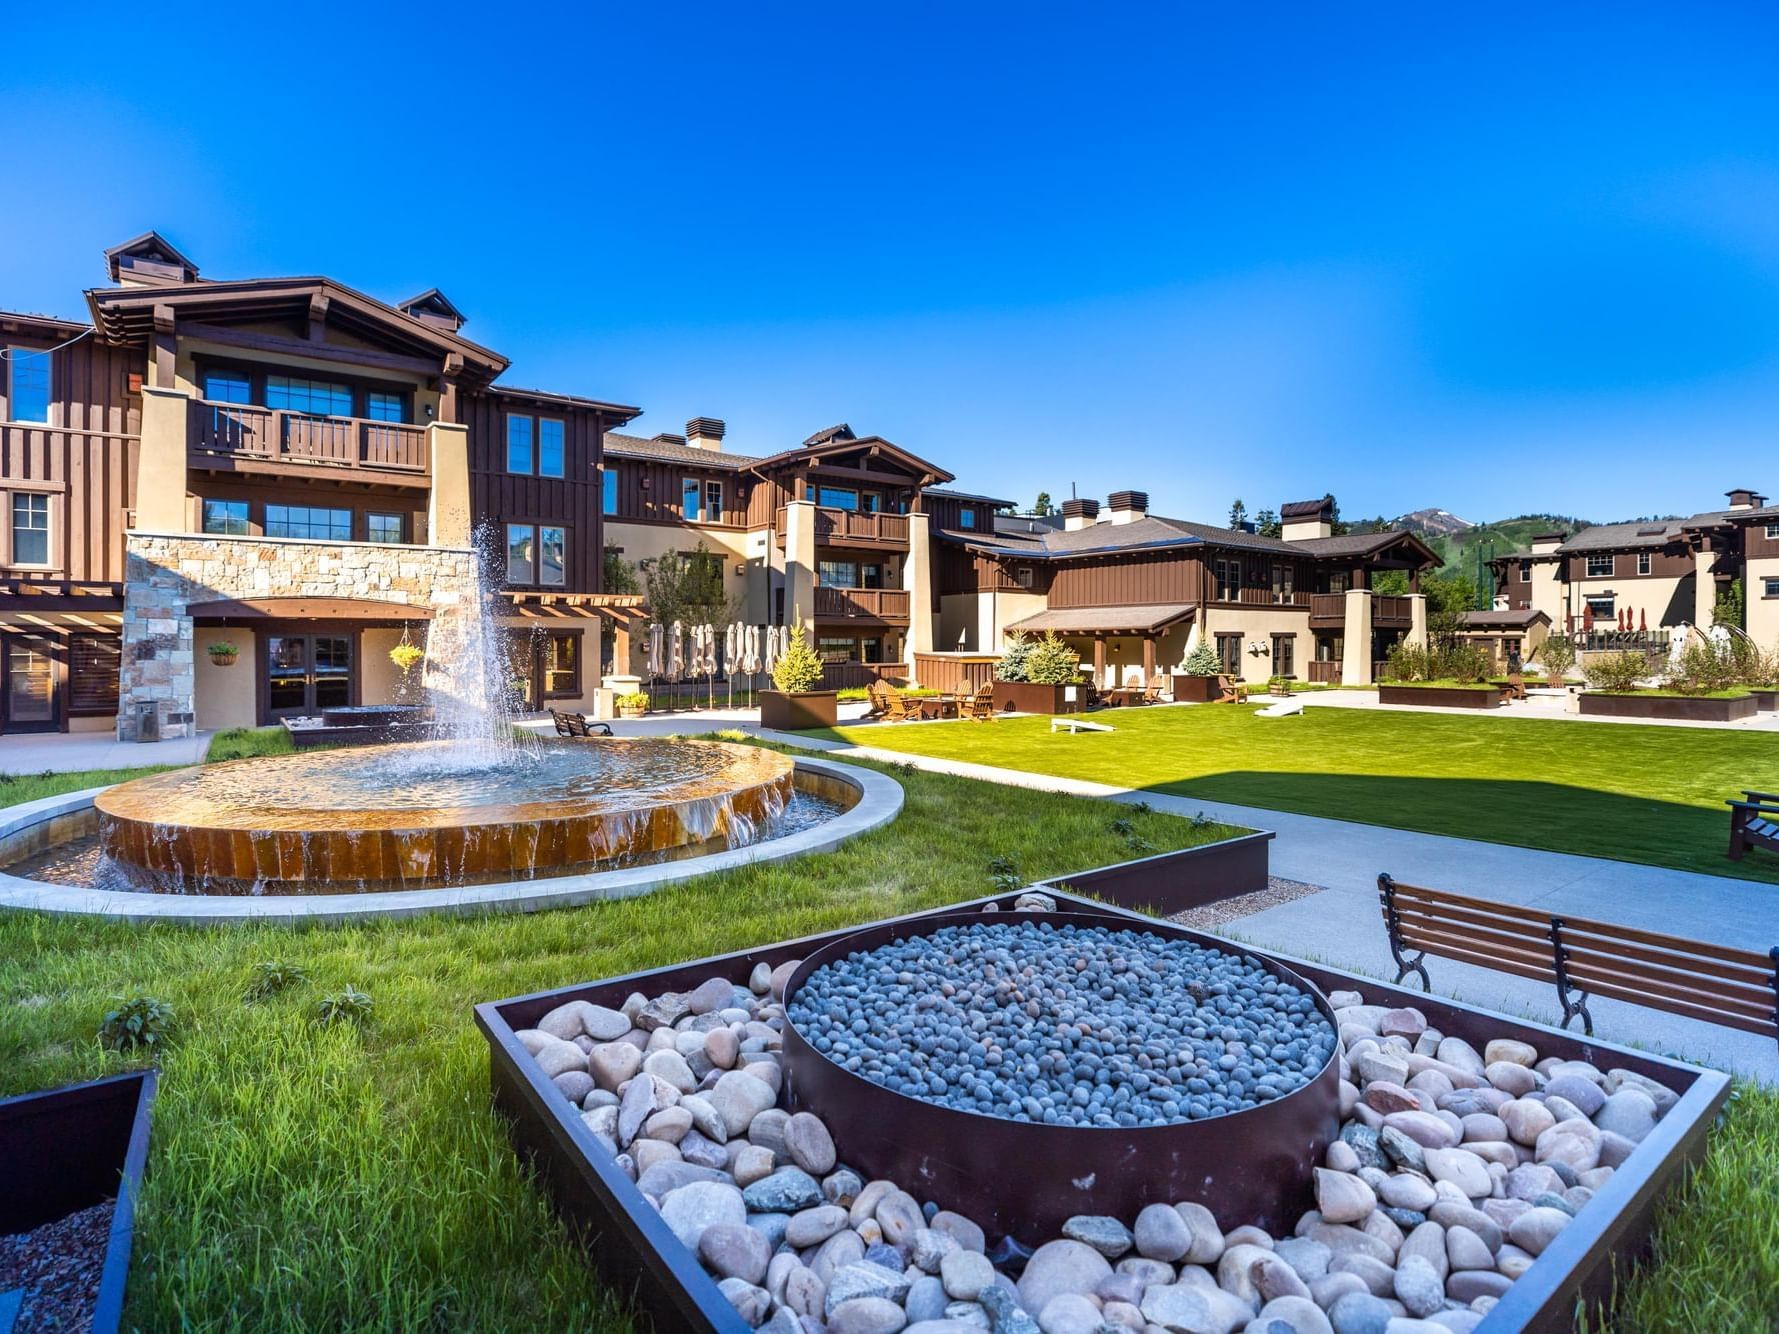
[1373,595,1412,625]
[1219,586,1309,608]
[1307,660,1342,684]
[820,661,907,690]
[190,402,430,475]
[777,506,911,546]
[1310,593,1347,620]
[814,586,911,620]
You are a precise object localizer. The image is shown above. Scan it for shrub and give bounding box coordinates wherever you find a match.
[1024,633,1082,686]
[1383,641,1433,682]
[771,627,825,694]
[317,986,374,1027]
[1182,641,1222,677]
[1539,634,1576,682]
[995,632,1034,683]
[99,996,175,1053]
[244,961,309,1004]
[1587,651,1649,693]
[1663,638,1739,696]
[616,691,650,710]
[1444,643,1493,685]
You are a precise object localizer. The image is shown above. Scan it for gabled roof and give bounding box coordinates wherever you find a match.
[1460,608,1551,628]
[604,432,761,470]
[85,275,510,381]
[104,230,199,284]
[750,434,956,486]
[1006,603,1197,634]
[1556,517,1703,552]
[926,486,1016,507]
[397,288,466,330]
[485,384,641,419]
[939,511,1437,567]
[1292,530,1441,563]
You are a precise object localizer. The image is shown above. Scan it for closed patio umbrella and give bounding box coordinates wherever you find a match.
[669,620,685,679]
[646,623,664,677]
[1582,604,1595,634]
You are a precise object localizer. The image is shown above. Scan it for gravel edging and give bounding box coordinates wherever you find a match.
[0,1197,113,1332]
[1168,876,1325,931]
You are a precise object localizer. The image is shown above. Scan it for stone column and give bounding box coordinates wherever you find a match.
[136,387,192,533]
[903,510,935,683]
[1341,588,1374,685]
[782,498,818,639]
[1092,637,1107,687]
[1406,593,1429,647]
[117,536,196,740]
[1694,545,1716,626]
[427,423,473,548]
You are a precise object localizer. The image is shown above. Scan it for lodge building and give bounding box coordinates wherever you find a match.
[2,231,1450,736]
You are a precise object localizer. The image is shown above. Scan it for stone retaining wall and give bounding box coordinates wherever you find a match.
[118,532,477,740]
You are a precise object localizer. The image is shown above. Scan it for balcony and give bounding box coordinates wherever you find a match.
[777,506,910,548]
[1373,595,1412,627]
[813,586,910,622]
[1309,593,1347,625]
[188,401,431,485]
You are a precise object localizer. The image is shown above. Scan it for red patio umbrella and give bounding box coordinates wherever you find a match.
[1639,609,1648,632]
[1583,603,1595,633]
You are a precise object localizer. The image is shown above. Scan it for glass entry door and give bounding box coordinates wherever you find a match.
[264,634,353,719]
[3,635,60,733]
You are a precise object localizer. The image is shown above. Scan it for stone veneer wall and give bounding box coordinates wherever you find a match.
[119,532,478,740]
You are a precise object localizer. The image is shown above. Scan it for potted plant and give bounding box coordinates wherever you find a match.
[616,691,650,719]
[207,640,238,667]
[995,632,1087,714]
[1172,641,1224,703]
[388,641,425,675]
[759,626,838,729]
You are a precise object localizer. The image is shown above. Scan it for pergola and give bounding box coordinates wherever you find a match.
[1004,603,1197,683]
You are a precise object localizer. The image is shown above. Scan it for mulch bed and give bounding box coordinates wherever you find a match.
[0,1198,113,1332]
[1167,874,1324,930]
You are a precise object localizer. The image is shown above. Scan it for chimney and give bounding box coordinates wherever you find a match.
[687,417,726,452]
[652,432,688,447]
[1529,531,1565,554]
[1061,498,1100,531]
[1105,490,1149,525]
[1280,498,1334,542]
[1726,487,1764,511]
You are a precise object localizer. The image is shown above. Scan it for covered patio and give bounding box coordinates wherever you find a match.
[1004,603,1196,688]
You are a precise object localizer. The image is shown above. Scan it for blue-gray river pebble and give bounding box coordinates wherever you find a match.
[786,920,1335,1127]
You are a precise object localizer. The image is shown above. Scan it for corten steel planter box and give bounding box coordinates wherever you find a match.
[1378,684,1504,709]
[476,889,1730,1334]
[1,1069,157,1334]
[1039,830,1274,913]
[993,681,1084,715]
[1578,691,1758,722]
[758,690,838,730]
[1171,673,1222,703]
[1751,688,1779,712]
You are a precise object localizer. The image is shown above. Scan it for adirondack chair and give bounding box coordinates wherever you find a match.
[1215,675,1250,704]
[963,683,997,721]
[879,682,915,722]
[1141,676,1169,704]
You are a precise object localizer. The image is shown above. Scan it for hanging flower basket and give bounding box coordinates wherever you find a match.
[388,642,425,674]
[207,642,239,667]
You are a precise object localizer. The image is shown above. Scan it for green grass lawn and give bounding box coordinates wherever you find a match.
[820,705,1779,882]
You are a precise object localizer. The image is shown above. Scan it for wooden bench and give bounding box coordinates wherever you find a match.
[1726,789,1779,861]
[1377,873,1779,1048]
[549,709,613,738]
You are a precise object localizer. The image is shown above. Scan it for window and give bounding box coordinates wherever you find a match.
[1585,554,1613,578]
[506,415,534,474]
[202,499,250,535]
[1767,524,1779,540]
[1519,560,1532,582]
[265,505,351,540]
[507,523,534,583]
[704,479,723,521]
[366,391,407,423]
[1012,565,1034,589]
[1271,563,1294,604]
[265,375,352,417]
[538,419,564,478]
[818,560,859,587]
[1585,594,1615,620]
[1271,634,1295,678]
[1316,635,1344,663]
[602,469,618,515]
[817,486,859,511]
[543,631,580,697]
[1765,577,1779,599]
[682,478,703,521]
[862,493,882,513]
[10,493,49,564]
[1215,634,1242,675]
[203,369,252,404]
[5,348,51,424]
[1637,552,1651,576]
[1326,571,1350,595]
[960,508,976,529]
[1214,558,1242,601]
[367,512,405,544]
[539,526,566,586]
[817,637,857,662]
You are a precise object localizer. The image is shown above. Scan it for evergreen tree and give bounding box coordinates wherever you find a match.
[1033,492,1055,516]
[1228,499,1248,529]
[1254,508,1281,538]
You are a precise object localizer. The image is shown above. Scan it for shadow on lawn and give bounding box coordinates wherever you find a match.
[1142,769,1779,886]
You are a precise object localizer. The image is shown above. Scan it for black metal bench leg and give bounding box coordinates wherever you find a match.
[1377,873,1430,990]
[1549,917,1593,1035]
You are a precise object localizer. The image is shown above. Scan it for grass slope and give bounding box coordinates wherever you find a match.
[0,752,1234,1329]
[822,706,1779,882]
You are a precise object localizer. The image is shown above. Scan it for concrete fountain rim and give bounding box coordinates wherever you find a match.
[0,755,901,926]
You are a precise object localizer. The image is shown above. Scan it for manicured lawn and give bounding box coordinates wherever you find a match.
[821,705,1779,882]
[0,750,1234,1329]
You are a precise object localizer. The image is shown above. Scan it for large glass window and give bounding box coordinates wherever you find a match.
[1585,554,1613,578]
[817,637,857,662]
[507,524,534,583]
[203,369,253,404]
[366,391,407,423]
[367,512,405,543]
[1585,594,1615,620]
[506,415,534,473]
[1216,634,1241,675]
[602,469,618,515]
[6,349,51,424]
[543,631,580,696]
[818,560,858,587]
[265,505,351,540]
[10,493,49,564]
[539,526,566,586]
[1214,558,1241,601]
[202,499,250,535]
[1271,635,1296,677]
[1271,563,1294,604]
[682,478,703,521]
[538,419,564,477]
[817,486,858,511]
[265,376,352,417]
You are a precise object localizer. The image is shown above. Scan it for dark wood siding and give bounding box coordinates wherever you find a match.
[1048,551,1200,607]
[602,456,751,528]
[1565,546,1693,582]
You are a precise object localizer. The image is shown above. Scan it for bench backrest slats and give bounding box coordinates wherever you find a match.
[1393,935,1563,988]
[1555,931,1775,991]
[1547,913,1774,974]
[1388,883,1553,926]
[1563,973,1777,1039]
[1390,898,1555,945]
[1558,954,1775,1025]
[1394,920,1559,981]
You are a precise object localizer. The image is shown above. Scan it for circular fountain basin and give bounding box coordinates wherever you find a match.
[780,911,1341,1241]
[95,737,795,895]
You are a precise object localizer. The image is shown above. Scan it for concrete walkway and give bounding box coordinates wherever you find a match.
[0,730,212,775]
[1294,686,1779,731]
[739,727,1779,1081]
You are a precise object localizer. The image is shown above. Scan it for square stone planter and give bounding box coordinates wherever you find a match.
[759,690,838,730]
[1378,684,1504,709]
[1578,692,1758,722]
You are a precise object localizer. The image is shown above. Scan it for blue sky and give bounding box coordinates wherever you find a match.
[4,4,1777,524]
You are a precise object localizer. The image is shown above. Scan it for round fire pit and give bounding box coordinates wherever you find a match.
[780,911,1340,1242]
